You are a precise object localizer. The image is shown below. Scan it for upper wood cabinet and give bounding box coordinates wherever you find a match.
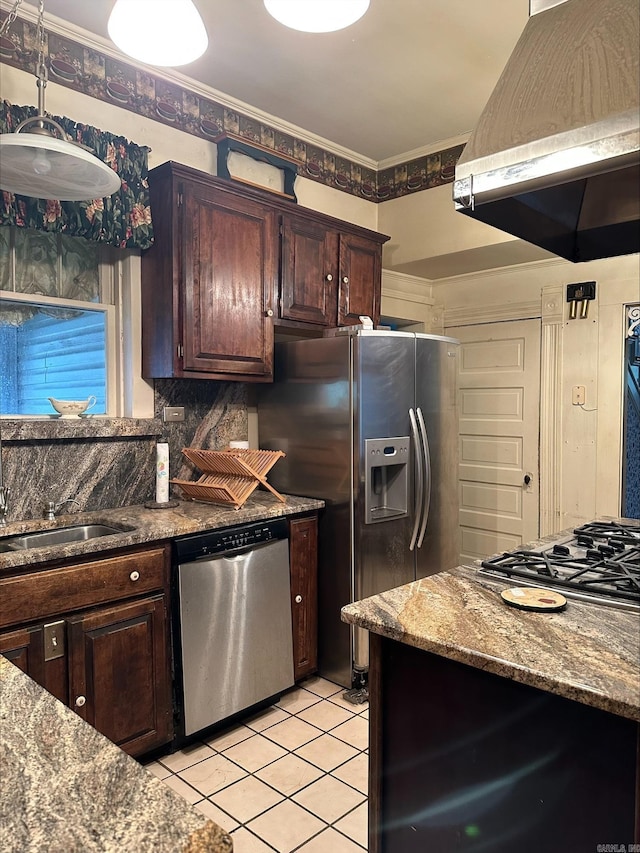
[280,214,384,328]
[142,162,389,381]
[142,162,278,382]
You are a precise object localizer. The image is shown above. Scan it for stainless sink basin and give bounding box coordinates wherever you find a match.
[0,523,133,552]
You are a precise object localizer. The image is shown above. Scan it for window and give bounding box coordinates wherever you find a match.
[0,227,115,416]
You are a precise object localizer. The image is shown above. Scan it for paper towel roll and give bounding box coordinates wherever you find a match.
[155,442,169,503]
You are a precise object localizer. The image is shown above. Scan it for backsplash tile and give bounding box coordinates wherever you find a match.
[0,381,247,524]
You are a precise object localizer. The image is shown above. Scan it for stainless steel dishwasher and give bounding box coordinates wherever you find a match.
[174,517,294,738]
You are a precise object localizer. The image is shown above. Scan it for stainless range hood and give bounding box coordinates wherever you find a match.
[453,0,640,263]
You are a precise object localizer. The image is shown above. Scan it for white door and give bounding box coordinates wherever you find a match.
[448,319,541,563]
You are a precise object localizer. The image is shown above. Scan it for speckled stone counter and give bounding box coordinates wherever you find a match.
[342,560,640,721]
[0,656,232,853]
[0,492,324,573]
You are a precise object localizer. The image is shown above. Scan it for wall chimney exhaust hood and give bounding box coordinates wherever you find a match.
[453,0,639,263]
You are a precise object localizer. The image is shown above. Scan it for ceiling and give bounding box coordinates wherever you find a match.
[26,0,530,163]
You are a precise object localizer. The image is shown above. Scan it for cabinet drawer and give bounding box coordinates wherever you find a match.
[0,546,169,630]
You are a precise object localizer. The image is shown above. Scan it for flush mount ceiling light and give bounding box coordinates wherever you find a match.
[108,0,208,66]
[0,0,121,201]
[264,0,370,32]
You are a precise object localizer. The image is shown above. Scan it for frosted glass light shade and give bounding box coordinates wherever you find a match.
[108,0,208,66]
[0,133,121,200]
[264,0,370,32]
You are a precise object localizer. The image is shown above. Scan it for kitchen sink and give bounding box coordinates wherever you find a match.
[0,523,134,552]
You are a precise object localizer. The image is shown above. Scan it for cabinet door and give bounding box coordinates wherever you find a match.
[280,214,339,325]
[338,232,382,326]
[289,515,318,681]
[67,595,172,757]
[0,626,45,686]
[182,181,278,380]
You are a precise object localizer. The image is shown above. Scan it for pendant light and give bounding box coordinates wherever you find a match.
[0,0,121,201]
[264,0,370,33]
[108,0,208,67]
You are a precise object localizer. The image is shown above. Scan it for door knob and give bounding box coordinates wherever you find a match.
[129,571,140,581]
[265,308,274,317]
[75,695,86,707]
[325,274,333,282]
[342,276,349,284]
[523,474,531,486]
[295,595,303,603]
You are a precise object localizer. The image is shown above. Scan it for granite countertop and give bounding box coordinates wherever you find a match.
[0,655,232,853]
[342,534,640,722]
[0,492,324,572]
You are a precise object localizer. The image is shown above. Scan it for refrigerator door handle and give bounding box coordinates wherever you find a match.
[409,407,423,551]
[416,407,432,549]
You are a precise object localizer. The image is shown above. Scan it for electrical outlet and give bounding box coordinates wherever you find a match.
[163,406,185,422]
[572,386,586,406]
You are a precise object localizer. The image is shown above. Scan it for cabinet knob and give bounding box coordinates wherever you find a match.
[265,308,274,317]
[325,274,333,282]
[129,571,140,582]
[342,276,349,284]
[295,594,303,603]
[75,695,86,708]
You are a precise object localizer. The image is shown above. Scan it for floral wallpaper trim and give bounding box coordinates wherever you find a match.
[0,13,463,204]
[0,101,152,250]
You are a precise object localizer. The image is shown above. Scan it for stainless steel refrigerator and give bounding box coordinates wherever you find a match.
[258,329,460,688]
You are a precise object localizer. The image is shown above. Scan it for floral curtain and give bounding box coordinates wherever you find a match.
[0,101,153,250]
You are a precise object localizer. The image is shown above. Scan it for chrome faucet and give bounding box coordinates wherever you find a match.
[44,498,81,521]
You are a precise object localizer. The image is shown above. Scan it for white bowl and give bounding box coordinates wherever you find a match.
[48,395,96,417]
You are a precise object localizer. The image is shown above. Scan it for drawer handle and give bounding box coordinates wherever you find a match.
[129,571,140,582]
[75,695,86,708]
[295,594,303,603]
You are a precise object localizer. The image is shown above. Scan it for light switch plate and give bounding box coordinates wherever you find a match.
[163,406,185,422]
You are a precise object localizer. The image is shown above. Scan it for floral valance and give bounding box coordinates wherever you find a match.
[0,101,153,250]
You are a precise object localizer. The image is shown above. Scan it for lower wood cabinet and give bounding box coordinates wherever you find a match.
[289,514,319,681]
[0,545,173,757]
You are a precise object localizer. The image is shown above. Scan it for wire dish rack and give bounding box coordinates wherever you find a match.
[171,447,286,509]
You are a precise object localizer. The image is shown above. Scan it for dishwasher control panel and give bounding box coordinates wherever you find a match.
[174,517,289,562]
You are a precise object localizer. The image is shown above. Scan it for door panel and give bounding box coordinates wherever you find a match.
[338,233,381,326]
[449,319,541,562]
[280,215,338,325]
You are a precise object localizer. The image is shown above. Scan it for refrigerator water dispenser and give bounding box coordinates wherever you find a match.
[364,437,409,524]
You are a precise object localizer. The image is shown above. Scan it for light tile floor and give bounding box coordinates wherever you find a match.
[142,676,368,852]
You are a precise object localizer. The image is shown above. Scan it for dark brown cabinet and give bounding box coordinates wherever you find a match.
[289,514,318,681]
[142,162,278,382]
[280,214,383,328]
[142,162,389,381]
[0,545,173,757]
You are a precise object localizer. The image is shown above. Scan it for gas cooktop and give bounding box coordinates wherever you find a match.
[479,520,640,612]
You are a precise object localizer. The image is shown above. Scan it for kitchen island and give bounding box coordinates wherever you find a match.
[0,654,232,853]
[342,546,640,852]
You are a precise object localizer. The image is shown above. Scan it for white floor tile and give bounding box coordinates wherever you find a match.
[295,733,359,772]
[334,802,368,848]
[247,799,326,853]
[222,733,288,773]
[162,774,203,805]
[296,699,354,732]
[254,753,324,796]
[157,742,214,773]
[230,826,279,853]
[179,753,247,796]
[194,798,240,833]
[213,775,284,823]
[262,715,322,751]
[204,724,255,752]
[330,715,369,751]
[292,774,366,824]
[331,752,369,794]
[300,676,344,698]
[245,705,290,732]
[297,826,366,852]
[142,759,171,780]
[276,687,321,714]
